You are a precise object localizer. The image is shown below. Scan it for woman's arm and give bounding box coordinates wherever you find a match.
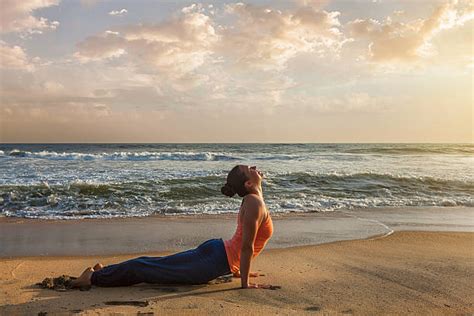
[232,271,264,278]
[239,194,263,288]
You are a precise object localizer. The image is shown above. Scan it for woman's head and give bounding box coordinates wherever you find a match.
[221,165,264,197]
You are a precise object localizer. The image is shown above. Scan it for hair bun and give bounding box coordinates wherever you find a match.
[221,183,236,197]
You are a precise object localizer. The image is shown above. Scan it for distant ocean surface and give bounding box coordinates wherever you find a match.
[1,143,473,219]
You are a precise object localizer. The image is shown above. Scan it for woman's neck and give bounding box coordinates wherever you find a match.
[247,185,263,198]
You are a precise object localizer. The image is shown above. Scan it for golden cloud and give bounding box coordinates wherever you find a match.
[347,0,474,62]
[0,0,60,34]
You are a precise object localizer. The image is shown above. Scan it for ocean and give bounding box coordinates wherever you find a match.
[0,143,472,219]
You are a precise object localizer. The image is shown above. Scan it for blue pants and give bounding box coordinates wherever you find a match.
[90,238,231,287]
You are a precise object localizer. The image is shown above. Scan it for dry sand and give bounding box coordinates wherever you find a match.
[1,231,473,315]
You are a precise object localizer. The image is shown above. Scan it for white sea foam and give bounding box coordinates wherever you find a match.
[6,150,243,161]
[3,149,304,162]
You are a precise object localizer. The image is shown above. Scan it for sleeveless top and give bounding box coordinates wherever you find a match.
[223,206,273,273]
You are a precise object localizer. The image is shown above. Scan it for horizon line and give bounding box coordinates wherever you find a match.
[1,142,472,145]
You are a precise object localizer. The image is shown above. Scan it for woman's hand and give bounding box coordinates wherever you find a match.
[242,283,281,290]
[233,271,265,278]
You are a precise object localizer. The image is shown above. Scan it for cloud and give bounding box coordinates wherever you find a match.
[76,2,348,76]
[293,0,330,9]
[220,3,347,71]
[0,0,60,34]
[42,80,65,93]
[289,91,395,114]
[109,9,128,17]
[347,0,474,62]
[75,5,217,79]
[0,42,34,71]
[70,2,351,114]
[74,31,127,62]
[0,55,170,124]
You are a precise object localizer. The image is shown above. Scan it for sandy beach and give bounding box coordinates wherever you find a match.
[1,231,473,315]
[1,208,474,315]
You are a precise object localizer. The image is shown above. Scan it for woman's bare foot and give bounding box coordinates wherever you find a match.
[70,267,94,288]
[93,263,104,271]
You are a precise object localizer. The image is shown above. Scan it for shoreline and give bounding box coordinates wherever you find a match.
[1,206,473,258]
[2,205,471,221]
[1,230,473,315]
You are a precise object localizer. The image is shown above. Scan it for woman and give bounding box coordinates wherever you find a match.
[71,165,275,289]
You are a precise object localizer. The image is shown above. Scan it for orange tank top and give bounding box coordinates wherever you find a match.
[224,208,273,273]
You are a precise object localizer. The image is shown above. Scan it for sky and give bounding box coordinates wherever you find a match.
[0,0,472,143]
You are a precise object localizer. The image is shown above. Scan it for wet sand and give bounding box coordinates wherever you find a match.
[1,206,473,257]
[1,231,473,315]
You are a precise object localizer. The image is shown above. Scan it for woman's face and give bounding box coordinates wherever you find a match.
[240,165,264,186]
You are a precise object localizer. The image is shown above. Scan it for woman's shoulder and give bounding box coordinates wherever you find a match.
[243,193,264,204]
[242,194,265,212]
[240,194,266,219]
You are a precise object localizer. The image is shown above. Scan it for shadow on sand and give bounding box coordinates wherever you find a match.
[1,281,242,314]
